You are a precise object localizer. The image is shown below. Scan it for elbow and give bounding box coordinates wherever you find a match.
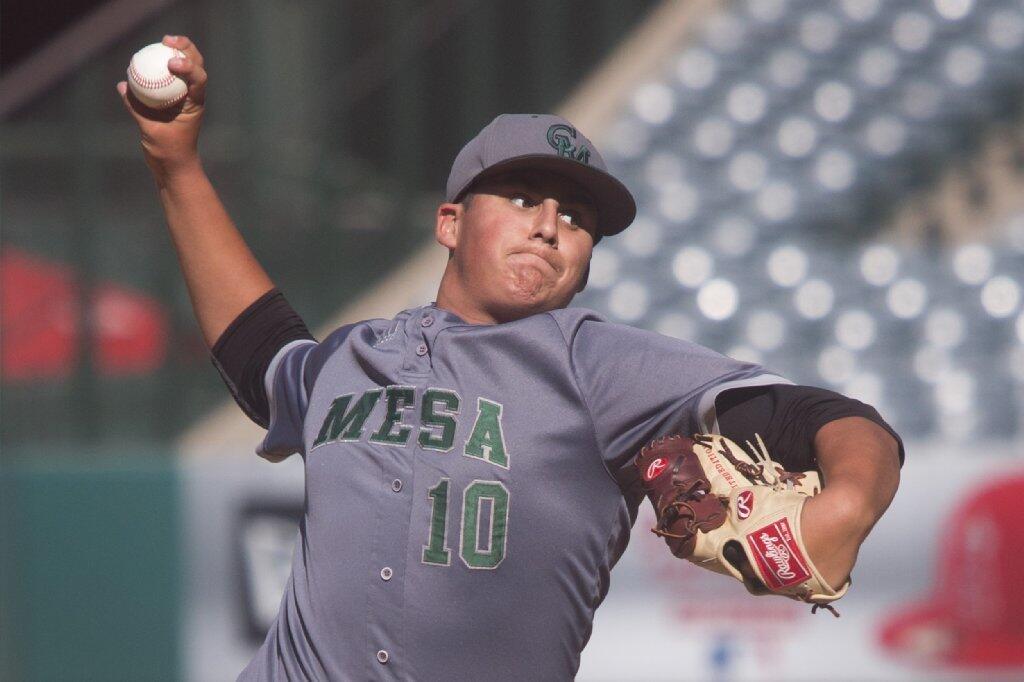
[873,426,902,502]
[816,416,902,528]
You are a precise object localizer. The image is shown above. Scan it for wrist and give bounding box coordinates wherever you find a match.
[151,155,205,189]
[800,494,859,589]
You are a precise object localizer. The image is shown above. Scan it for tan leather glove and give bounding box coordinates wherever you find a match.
[634,433,850,615]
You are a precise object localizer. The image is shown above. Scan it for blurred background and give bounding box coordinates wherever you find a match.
[2,0,1023,679]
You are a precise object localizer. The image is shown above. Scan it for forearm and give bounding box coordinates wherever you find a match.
[118,36,273,348]
[156,161,275,347]
[801,416,901,587]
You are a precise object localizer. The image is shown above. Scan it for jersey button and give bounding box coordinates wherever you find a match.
[380,566,393,581]
[376,650,389,664]
[421,316,434,327]
[415,343,428,356]
[391,479,403,492]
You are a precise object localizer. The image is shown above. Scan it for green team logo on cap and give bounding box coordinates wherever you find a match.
[546,124,591,164]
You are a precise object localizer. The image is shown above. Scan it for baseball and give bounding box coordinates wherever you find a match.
[126,43,188,109]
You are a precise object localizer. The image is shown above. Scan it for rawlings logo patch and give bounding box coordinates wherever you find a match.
[645,457,669,482]
[746,519,811,589]
[736,490,754,519]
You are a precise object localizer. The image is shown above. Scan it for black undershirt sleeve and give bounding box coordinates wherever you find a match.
[210,288,316,429]
[714,384,905,473]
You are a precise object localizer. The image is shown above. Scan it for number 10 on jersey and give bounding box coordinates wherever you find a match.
[422,478,509,569]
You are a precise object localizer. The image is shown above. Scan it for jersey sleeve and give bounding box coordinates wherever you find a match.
[257,339,319,462]
[257,323,359,462]
[210,288,315,429]
[563,316,789,470]
[714,384,906,471]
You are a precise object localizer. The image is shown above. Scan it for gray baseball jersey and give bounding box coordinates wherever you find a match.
[239,303,787,680]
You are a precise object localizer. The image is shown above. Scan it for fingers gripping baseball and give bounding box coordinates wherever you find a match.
[117,35,207,174]
[164,35,208,105]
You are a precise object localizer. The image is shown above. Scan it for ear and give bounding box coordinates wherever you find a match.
[435,202,461,251]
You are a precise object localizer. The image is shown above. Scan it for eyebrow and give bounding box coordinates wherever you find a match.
[512,177,594,210]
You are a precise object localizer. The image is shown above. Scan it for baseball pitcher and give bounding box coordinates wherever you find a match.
[119,36,902,680]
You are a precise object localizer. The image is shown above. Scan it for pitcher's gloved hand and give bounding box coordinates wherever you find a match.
[634,433,850,615]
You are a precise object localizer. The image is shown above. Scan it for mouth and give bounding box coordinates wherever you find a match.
[511,250,559,273]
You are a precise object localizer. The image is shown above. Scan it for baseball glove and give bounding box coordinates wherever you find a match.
[634,433,850,615]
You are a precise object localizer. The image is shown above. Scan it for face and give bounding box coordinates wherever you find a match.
[435,169,599,324]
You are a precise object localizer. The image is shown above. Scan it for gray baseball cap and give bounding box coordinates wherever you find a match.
[445,114,637,237]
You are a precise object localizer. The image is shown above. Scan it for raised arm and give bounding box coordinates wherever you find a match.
[117,35,274,348]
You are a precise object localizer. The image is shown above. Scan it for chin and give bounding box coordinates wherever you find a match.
[488,265,572,320]
[496,290,574,322]
[483,294,543,323]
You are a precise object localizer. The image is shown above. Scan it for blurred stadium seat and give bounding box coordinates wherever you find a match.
[576,0,1024,442]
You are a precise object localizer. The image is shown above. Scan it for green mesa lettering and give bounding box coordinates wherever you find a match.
[312,389,382,447]
[312,388,507,469]
[370,386,416,445]
[419,389,460,451]
[463,398,509,468]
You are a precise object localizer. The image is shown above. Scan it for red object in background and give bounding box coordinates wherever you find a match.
[879,474,1024,669]
[1,248,168,381]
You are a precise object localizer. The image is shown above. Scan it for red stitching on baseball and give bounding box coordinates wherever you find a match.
[129,61,178,89]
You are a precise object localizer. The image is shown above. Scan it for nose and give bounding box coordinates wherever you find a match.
[531,199,559,246]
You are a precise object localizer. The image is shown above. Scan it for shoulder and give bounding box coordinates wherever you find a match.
[315,315,396,352]
[301,308,418,391]
[320,305,424,346]
[544,306,608,328]
[543,306,613,344]
[545,307,706,352]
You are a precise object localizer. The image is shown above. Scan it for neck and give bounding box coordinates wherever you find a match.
[434,269,500,325]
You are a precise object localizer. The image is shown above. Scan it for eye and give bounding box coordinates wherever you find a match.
[558,210,581,228]
[510,194,535,208]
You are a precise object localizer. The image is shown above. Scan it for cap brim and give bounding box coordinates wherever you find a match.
[454,154,637,238]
